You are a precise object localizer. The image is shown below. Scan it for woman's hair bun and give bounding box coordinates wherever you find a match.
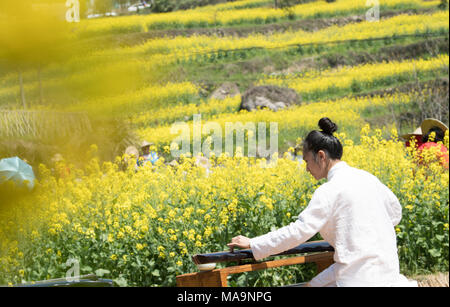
[318,117,338,135]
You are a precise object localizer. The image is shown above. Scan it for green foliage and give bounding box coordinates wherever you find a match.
[438,0,448,10]
[396,187,449,274]
[275,0,315,9]
[151,0,230,13]
[93,0,114,14]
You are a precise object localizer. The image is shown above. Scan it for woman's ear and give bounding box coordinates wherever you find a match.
[318,150,327,163]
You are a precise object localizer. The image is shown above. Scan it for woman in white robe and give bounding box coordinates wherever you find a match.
[228,117,417,287]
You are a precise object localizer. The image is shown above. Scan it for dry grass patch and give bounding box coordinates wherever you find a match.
[414,272,449,287]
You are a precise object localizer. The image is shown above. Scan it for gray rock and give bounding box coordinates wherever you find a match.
[240,85,301,112]
[209,82,240,100]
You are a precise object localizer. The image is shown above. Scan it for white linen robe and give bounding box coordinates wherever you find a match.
[249,161,417,287]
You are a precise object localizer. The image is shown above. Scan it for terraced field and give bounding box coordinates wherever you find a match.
[0,0,448,287]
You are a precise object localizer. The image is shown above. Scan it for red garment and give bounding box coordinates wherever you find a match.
[418,142,449,168]
[405,135,423,148]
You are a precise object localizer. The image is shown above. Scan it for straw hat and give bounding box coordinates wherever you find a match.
[421,118,448,136]
[124,146,139,157]
[51,153,64,163]
[401,126,422,141]
[195,156,211,169]
[140,140,154,148]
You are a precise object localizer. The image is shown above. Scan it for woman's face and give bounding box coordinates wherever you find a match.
[303,150,327,180]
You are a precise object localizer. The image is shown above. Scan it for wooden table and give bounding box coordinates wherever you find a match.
[176,250,334,287]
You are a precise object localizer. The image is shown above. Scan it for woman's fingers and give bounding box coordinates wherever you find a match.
[227,235,250,250]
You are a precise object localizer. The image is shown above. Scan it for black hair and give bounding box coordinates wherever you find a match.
[422,126,445,143]
[303,117,343,160]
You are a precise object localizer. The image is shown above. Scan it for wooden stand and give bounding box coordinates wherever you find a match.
[176,251,334,287]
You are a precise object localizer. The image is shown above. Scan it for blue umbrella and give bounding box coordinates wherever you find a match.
[0,157,35,190]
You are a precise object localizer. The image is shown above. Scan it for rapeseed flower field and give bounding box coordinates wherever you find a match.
[0,128,448,286]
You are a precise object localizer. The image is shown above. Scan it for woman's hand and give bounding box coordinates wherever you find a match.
[227,235,251,251]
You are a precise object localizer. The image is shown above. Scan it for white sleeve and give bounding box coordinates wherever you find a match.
[379,182,402,226]
[250,187,331,261]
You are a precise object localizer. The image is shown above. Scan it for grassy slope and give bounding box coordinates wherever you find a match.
[176,36,449,93]
[0,3,448,163]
